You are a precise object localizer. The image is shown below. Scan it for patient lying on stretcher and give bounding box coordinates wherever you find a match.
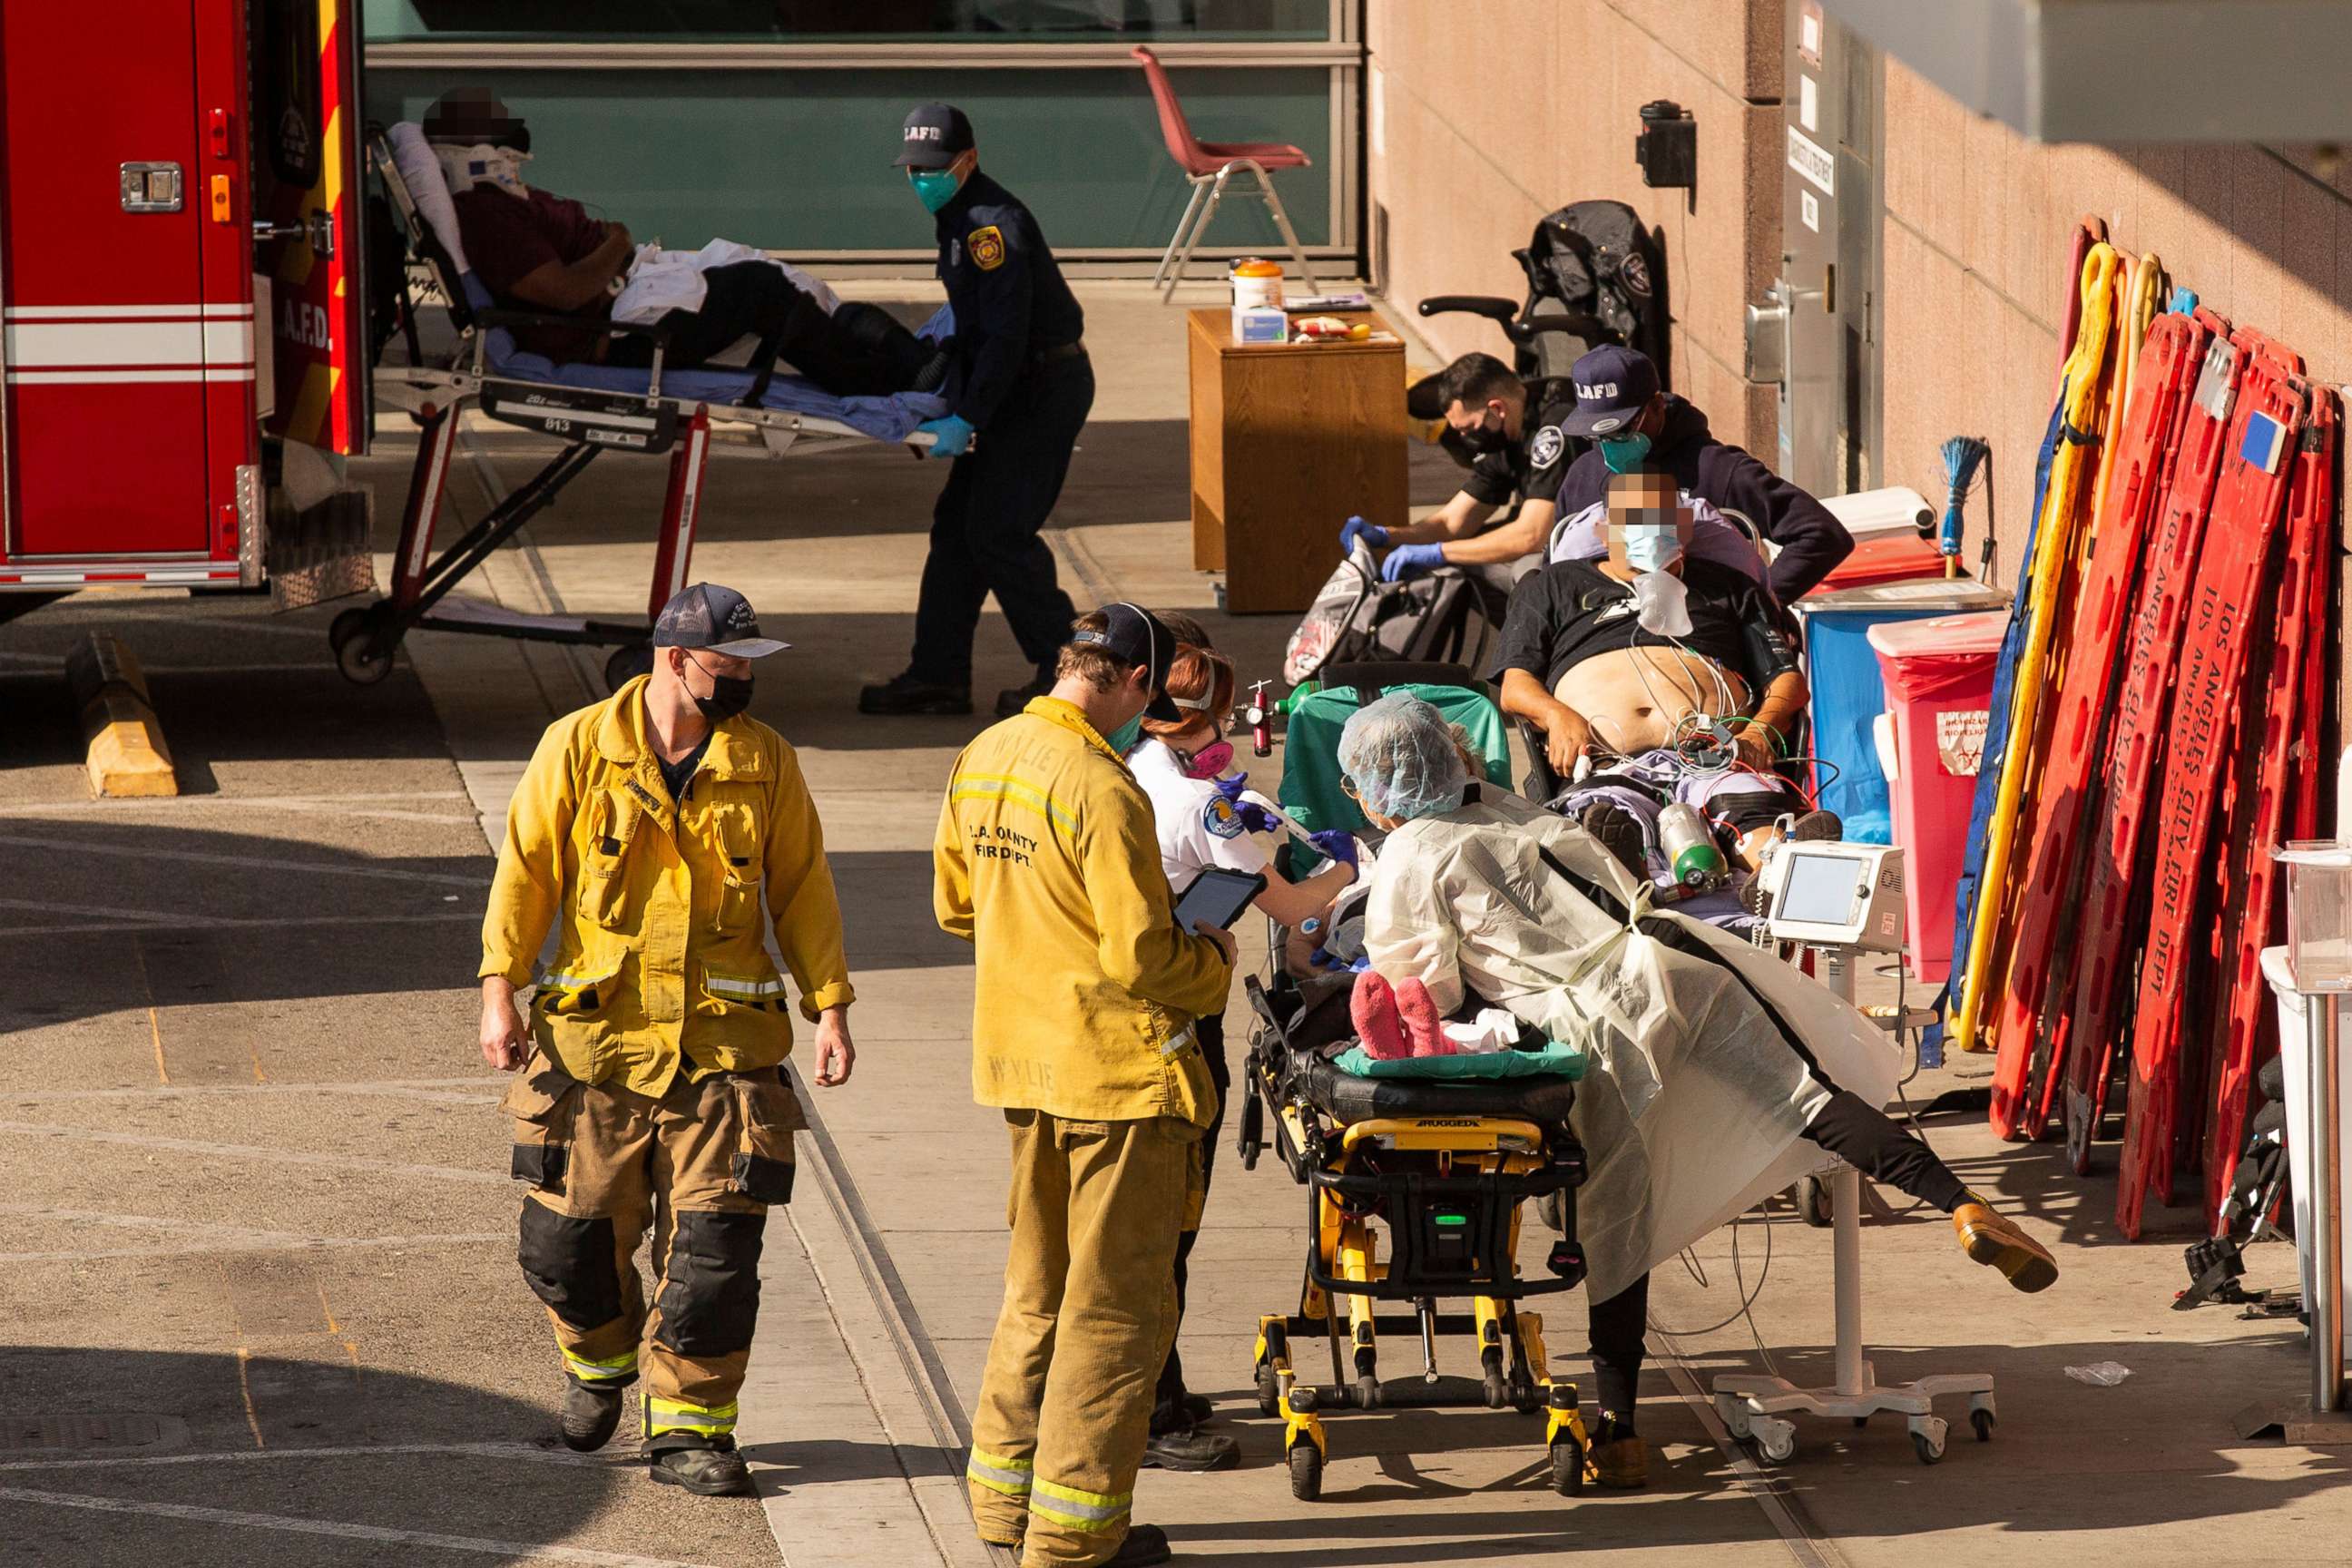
[1494,468,1831,889]
[1331,693,2058,1485]
[423,87,943,395]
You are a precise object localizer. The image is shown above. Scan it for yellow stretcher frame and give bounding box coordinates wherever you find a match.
[1249,1109,1592,1502]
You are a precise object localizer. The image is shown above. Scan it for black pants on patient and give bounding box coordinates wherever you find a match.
[1582,1086,1970,1431]
[607,260,932,395]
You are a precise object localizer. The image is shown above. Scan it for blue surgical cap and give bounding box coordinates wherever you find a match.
[1337,693,1471,821]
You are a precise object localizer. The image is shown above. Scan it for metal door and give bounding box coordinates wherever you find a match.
[1758,0,1882,498]
[0,1,213,556]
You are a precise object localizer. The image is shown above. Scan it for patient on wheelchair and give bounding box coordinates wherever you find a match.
[1493,467,1828,889]
[423,88,941,396]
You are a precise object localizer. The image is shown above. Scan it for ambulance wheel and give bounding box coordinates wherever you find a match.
[1549,1436,1586,1497]
[1256,1364,1281,1418]
[330,606,396,686]
[1288,1442,1323,1501]
[604,643,654,693]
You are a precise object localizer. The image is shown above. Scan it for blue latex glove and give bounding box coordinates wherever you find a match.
[1307,828,1359,871]
[1211,776,1278,834]
[916,414,974,459]
[1338,516,1389,554]
[1380,542,1447,583]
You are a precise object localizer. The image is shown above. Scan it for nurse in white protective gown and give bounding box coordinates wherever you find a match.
[1333,693,2058,1486]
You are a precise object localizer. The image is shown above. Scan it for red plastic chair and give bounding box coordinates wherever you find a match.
[1132,45,1318,299]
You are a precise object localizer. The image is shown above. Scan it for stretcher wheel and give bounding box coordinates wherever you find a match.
[330,605,397,686]
[1971,1408,1995,1443]
[1256,1363,1281,1418]
[1288,1441,1323,1501]
[604,643,654,693]
[1913,1430,1945,1465]
[1792,1175,1833,1229]
[1548,1436,1586,1496]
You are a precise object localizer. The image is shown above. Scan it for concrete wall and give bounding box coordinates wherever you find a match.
[1365,0,1787,454]
[1879,55,2352,573]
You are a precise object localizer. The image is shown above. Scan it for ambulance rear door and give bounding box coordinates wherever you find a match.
[252,0,368,458]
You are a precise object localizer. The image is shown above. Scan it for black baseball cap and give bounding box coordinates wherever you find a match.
[894,103,975,170]
[1071,603,1181,722]
[652,583,789,658]
[1560,345,1662,437]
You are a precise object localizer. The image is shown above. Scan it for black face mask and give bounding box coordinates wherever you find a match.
[1465,414,1512,453]
[687,655,753,721]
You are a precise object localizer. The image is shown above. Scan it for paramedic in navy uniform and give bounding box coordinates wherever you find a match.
[861,103,1094,722]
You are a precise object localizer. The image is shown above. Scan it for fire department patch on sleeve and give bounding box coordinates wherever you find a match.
[1203,796,1244,839]
[1529,426,1565,468]
[967,225,1006,271]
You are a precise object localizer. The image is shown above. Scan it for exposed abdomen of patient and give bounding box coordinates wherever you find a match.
[1553,648,1748,756]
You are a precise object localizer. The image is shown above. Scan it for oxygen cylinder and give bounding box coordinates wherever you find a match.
[1657,803,1727,888]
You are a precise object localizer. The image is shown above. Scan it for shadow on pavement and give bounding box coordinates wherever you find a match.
[0,1348,671,1567]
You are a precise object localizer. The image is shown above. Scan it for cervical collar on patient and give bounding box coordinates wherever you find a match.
[434,142,532,199]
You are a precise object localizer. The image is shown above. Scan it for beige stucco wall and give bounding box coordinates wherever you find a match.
[1878,56,2352,574]
[1368,15,2348,595]
[1366,0,1787,454]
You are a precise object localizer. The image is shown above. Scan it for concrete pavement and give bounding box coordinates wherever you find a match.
[3,278,2345,1565]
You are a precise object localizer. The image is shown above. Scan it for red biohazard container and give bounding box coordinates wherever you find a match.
[1867,611,2010,983]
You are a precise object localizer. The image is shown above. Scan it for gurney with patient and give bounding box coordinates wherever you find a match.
[341,89,955,688]
[1237,692,2059,1499]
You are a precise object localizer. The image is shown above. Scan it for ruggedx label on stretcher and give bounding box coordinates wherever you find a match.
[1787,126,1836,197]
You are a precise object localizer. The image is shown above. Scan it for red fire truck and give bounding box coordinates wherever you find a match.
[0,0,370,616]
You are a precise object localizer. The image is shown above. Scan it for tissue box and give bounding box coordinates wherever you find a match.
[1232,306,1289,345]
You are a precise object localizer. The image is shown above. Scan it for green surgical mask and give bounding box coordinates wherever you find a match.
[1104,715,1145,755]
[1599,431,1654,474]
[909,168,962,213]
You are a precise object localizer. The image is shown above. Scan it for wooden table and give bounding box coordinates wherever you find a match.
[1186,309,1406,613]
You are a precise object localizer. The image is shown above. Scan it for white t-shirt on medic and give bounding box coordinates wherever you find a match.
[1127,738,1273,891]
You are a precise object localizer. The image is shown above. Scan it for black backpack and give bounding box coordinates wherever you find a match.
[1517,200,1671,383]
[1283,544,1505,688]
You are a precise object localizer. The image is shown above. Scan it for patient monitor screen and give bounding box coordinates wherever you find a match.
[1779,851,1867,927]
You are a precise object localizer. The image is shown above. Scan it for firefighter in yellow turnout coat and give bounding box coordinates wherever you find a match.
[479,583,857,1498]
[934,605,1234,1568]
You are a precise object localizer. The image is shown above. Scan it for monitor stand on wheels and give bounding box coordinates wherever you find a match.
[1710,946,1996,1465]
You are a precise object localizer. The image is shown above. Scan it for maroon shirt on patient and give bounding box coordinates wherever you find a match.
[453,186,616,363]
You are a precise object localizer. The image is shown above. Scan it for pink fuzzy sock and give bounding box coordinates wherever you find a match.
[1351,973,1409,1060]
[1395,977,1453,1057]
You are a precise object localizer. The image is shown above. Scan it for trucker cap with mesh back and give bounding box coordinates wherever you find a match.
[652,583,789,658]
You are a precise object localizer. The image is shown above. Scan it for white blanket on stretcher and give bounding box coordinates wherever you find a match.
[612,240,841,326]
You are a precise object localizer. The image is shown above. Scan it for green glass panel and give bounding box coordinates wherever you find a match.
[368,66,1334,251]
[365,0,1331,44]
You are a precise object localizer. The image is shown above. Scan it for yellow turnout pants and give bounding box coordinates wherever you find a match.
[967,1109,1201,1567]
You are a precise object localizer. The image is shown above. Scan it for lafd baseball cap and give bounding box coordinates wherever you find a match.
[1070,603,1181,721]
[895,103,975,169]
[1560,345,1662,436]
[652,583,789,658]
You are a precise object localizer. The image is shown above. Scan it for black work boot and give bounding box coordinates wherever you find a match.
[1103,1524,1173,1567]
[994,674,1054,719]
[559,1383,625,1453]
[650,1436,753,1497]
[859,671,973,717]
[1142,1424,1239,1472]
